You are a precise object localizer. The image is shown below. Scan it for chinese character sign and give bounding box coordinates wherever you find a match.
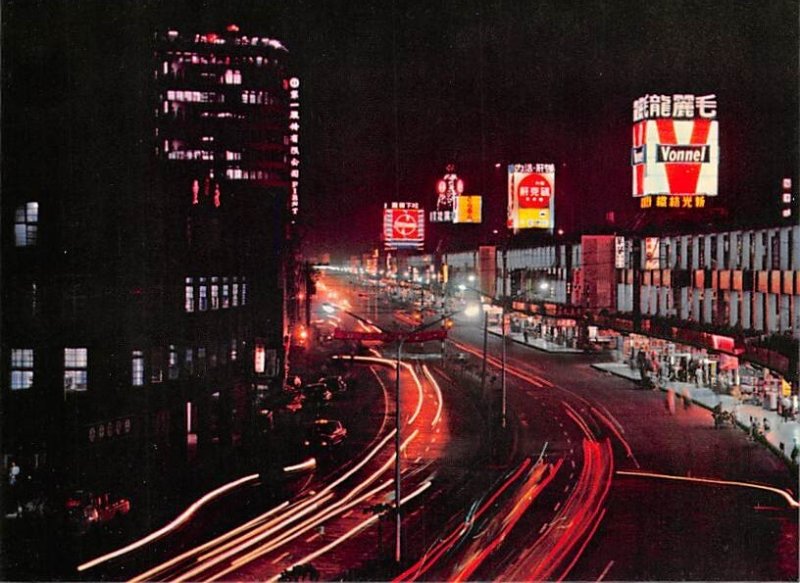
[286,77,301,215]
[631,94,719,204]
[436,164,464,213]
[507,163,555,231]
[453,195,482,223]
[383,202,425,250]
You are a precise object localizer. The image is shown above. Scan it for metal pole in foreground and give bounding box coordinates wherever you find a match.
[395,339,402,564]
[501,306,507,428]
[480,310,489,392]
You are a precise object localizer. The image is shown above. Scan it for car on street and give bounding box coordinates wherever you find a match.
[318,375,348,394]
[65,491,131,533]
[303,419,347,449]
[302,382,333,404]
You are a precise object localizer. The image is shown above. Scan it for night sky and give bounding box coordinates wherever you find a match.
[4,0,798,260]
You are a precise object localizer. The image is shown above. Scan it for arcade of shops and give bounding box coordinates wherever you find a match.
[495,303,798,417]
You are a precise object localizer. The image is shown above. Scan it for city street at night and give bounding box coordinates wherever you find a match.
[2,1,798,581]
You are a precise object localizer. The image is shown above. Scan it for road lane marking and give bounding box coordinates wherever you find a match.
[305,533,321,543]
[564,485,570,492]
[539,522,549,534]
[271,551,290,564]
[597,560,615,582]
[553,501,561,512]
[570,460,576,469]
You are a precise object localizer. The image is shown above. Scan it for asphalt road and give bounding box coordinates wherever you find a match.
[447,316,798,581]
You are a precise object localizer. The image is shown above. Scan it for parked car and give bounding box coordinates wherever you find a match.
[303,419,348,449]
[65,491,131,533]
[302,382,333,404]
[318,375,348,394]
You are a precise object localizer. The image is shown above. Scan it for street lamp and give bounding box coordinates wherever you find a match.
[326,298,475,565]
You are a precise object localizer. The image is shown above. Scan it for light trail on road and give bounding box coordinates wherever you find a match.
[617,470,800,508]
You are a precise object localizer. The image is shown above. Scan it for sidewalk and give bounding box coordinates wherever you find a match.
[487,326,584,354]
[592,361,800,463]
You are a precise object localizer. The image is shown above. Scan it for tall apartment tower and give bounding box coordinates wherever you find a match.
[2,21,298,495]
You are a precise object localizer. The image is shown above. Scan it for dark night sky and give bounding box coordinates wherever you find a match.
[4,0,798,260]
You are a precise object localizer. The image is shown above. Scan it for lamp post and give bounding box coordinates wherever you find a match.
[329,298,476,565]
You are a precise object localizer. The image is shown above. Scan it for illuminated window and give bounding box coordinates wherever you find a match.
[197,347,206,374]
[184,348,194,375]
[10,349,34,390]
[64,348,88,392]
[223,69,242,84]
[241,278,247,305]
[232,279,239,307]
[184,278,194,312]
[230,338,238,361]
[199,278,208,311]
[168,345,179,380]
[151,347,164,383]
[211,277,219,310]
[222,278,230,308]
[14,202,39,247]
[132,350,144,386]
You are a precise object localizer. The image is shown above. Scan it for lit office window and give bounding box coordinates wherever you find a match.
[185,348,194,375]
[241,278,247,306]
[14,202,39,247]
[222,278,230,308]
[211,277,220,310]
[132,350,144,386]
[232,279,239,307]
[168,345,179,380]
[230,338,238,361]
[223,69,242,84]
[10,349,34,390]
[199,278,208,311]
[184,278,195,312]
[64,348,88,392]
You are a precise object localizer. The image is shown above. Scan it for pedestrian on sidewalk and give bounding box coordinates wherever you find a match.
[523,329,529,344]
[681,387,692,410]
[791,440,799,465]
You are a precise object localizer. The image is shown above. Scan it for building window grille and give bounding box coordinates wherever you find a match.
[232,280,239,307]
[14,202,39,247]
[132,350,144,386]
[64,348,88,392]
[10,349,34,390]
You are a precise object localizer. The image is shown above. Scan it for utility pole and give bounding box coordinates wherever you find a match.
[632,237,642,332]
[394,337,402,565]
[501,246,508,429]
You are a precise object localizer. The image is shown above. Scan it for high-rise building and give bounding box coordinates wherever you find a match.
[2,20,298,497]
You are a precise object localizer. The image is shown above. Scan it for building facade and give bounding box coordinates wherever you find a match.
[2,23,297,496]
[442,224,800,384]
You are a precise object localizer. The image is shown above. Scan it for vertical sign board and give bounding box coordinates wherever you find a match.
[614,236,627,268]
[507,163,555,231]
[430,164,464,223]
[644,237,660,270]
[286,77,301,215]
[453,196,483,223]
[383,202,425,250]
[632,94,719,210]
